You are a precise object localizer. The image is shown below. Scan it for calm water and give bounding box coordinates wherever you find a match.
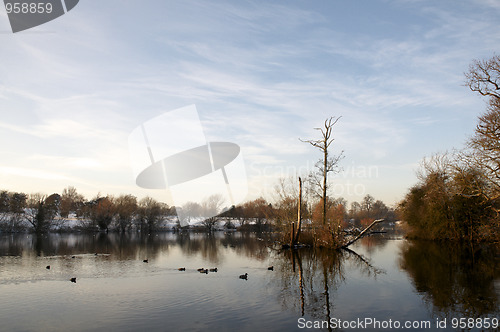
[0,232,498,331]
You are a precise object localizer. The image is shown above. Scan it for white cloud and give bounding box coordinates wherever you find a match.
[1,0,498,204]
[0,166,71,181]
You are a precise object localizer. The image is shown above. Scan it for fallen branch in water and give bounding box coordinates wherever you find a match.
[339,219,385,249]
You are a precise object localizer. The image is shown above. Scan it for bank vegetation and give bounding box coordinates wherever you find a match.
[399,54,500,243]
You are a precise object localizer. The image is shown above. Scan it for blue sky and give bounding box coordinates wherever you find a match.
[0,0,499,207]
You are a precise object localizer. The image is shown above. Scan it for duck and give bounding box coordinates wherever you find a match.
[209,268,218,272]
[267,266,274,271]
[178,267,186,271]
[197,268,205,272]
[143,259,148,263]
[46,265,50,270]
[70,277,77,283]
[71,256,76,259]
[239,273,248,280]
[199,269,208,274]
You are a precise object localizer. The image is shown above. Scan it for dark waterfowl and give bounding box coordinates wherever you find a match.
[199,269,208,274]
[178,267,186,271]
[70,277,76,283]
[267,266,274,271]
[239,273,248,280]
[143,259,148,263]
[209,268,218,272]
[46,265,50,270]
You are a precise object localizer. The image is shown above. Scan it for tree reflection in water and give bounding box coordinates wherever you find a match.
[399,240,500,319]
[273,246,383,330]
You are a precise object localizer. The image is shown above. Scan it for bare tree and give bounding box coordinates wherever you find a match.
[85,195,115,232]
[114,194,138,232]
[300,116,344,225]
[25,193,60,233]
[465,55,500,101]
[272,176,300,229]
[290,177,303,246]
[465,55,500,213]
[8,192,27,232]
[201,194,225,217]
[0,191,10,229]
[60,186,85,218]
[201,194,226,232]
[241,197,272,230]
[137,196,162,233]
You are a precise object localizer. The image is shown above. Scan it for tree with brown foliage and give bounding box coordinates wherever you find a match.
[60,186,85,218]
[114,194,138,232]
[87,196,115,232]
[137,196,167,233]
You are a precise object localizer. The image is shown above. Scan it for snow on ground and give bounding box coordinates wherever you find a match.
[0,212,257,232]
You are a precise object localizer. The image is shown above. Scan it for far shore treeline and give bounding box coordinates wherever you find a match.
[0,185,397,238]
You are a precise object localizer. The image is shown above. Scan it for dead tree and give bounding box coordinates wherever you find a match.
[300,117,343,225]
[290,177,303,247]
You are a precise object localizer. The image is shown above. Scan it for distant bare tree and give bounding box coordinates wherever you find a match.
[0,191,10,228]
[201,194,226,232]
[272,176,299,228]
[86,195,115,232]
[180,201,203,225]
[241,197,272,230]
[137,196,162,233]
[25,193,60,233]
[114,194,137,232]
[300,116,344,225]
[60,186,85,218]
[9,192,27,232]
[202,194,225,217]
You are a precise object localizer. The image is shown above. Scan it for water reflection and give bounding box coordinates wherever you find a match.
[0,232,273,261]
[271,246,384,330]
[0,233,499,331]
[0,232,275,285]
[399,240,500,318]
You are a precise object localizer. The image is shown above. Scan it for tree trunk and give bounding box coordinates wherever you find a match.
[294,177,303,245]
[339,219,384,249]
[323,147,327,225]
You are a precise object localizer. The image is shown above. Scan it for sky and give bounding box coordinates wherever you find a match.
[0,0,499,209]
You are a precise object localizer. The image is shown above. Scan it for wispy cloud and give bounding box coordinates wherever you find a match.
[0,166,71,181]
[1,0,498,204]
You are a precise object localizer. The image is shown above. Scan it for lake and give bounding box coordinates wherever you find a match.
[0,232,498,331]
